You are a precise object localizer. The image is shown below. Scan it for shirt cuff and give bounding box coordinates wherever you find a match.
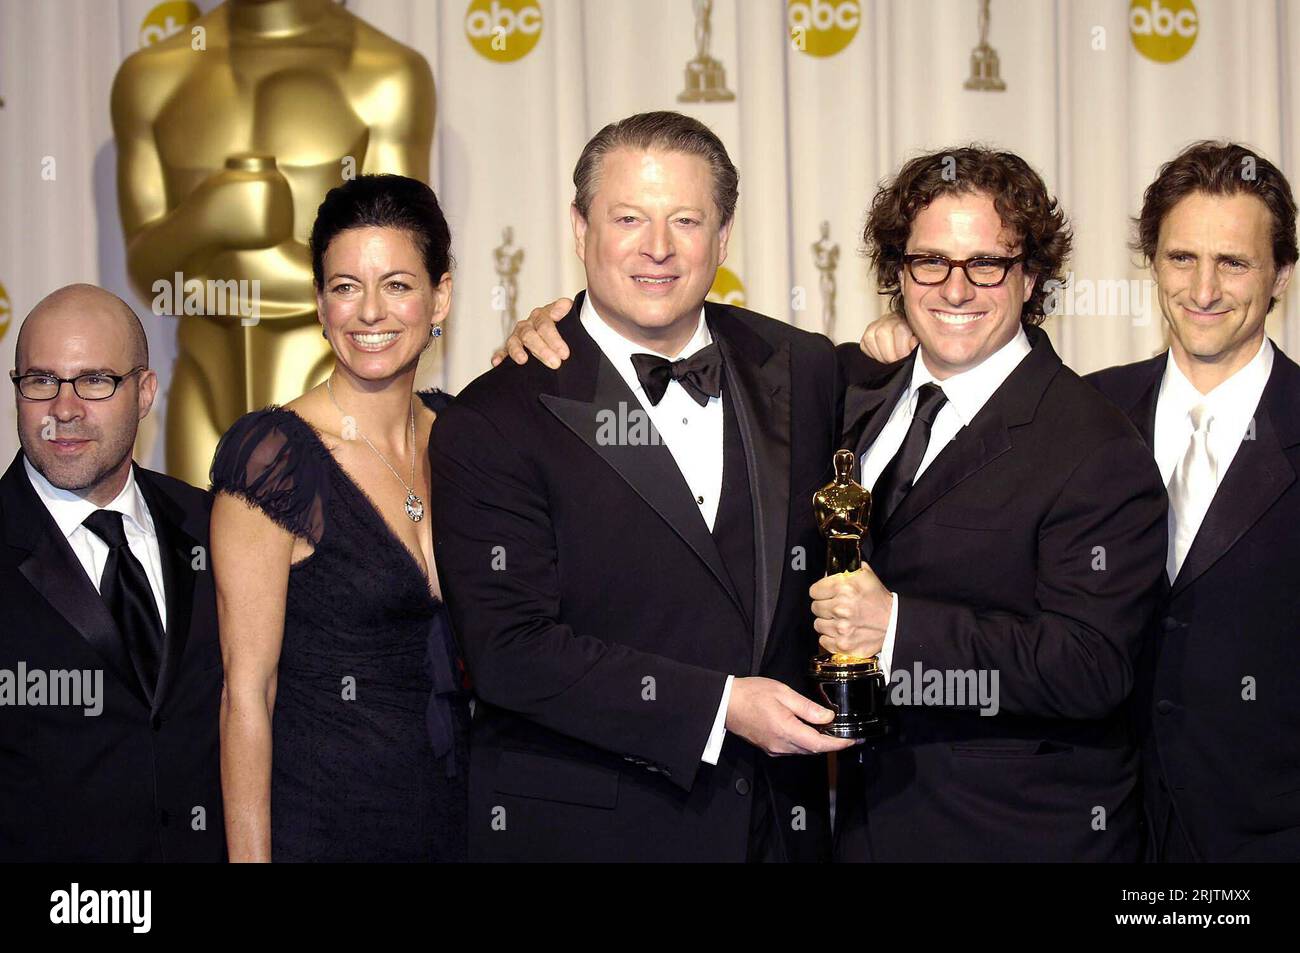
[878,593,899,682]
[701,674,734,765]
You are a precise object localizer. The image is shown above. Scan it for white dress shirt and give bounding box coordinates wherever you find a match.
[859,328,1033,676]
[581,296,725,527]
[24,456,168,630]
[581,298,732,764]
[1153,336,1273,580]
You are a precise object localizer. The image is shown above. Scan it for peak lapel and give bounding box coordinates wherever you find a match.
[538,298,744,616]
[1,455,150,708]
[1171,357,1299,598]
[709,306,789,673]
[133,466,200,714]
[840,356,912,460]
[879,326,1060,541]
[1120,356,1164,450]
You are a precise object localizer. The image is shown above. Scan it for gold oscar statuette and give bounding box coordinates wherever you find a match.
[811,220,839,339]
[493,227,524,339]
[964,0,1007,91]
[809,449,889,739]
[111,0,435,486]
[678,0,735,103]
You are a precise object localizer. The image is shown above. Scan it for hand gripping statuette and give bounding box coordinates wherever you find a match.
[809,449,889,740]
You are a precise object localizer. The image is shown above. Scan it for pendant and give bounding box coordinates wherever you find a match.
[405,492,425,523]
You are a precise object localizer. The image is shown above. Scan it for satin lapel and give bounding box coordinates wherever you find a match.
[841,359,912,461]
[1123,357,1163,450]
[881,326,1060,540]
[711,312,790,674]
[1171,389,1296,599]
[539,339,743,617]
[1130,359,1169,599]
[1,455,149,708]
[134,466,199,714]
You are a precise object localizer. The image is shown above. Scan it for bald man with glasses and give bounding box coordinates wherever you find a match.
[1,283,224,862]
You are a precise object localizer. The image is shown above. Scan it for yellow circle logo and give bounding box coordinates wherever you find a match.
[466,0,543,63]
[708,268,746,308]
[1130,0,1198,63]
[788,0,861,57]
[0,281,11,344]
[139,1,200,49]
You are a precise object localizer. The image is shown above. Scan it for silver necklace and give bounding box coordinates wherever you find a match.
[326,375,425,522]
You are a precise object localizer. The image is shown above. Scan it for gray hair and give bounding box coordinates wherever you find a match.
[572,111,739,226]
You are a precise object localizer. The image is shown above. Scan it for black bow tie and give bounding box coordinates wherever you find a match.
[630,344,724,407]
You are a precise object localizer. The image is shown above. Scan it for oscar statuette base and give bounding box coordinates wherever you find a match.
[810,654,890,741]
[678,57,735,102]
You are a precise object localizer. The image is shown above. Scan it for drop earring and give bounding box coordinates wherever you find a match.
[431,326,443,338]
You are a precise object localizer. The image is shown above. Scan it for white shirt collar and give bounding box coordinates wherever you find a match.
[579,294,712,398]
[1158,336,1274,427]
[23,455,152,541]
[907,326,1033,425]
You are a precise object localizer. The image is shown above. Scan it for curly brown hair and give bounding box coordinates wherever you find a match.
[1133,140,1297,313]
[863,146,1072,326]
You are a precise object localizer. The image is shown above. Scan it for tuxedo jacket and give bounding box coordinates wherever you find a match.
[833,326,1168,862]
[1088,343,1300,862]
[430,293,839,862]
[0,454,224,862]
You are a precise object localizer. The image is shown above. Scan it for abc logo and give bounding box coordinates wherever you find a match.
[466,0,543,63]
[1130,0,1198,63]
[138,1,200,49]
[789,0,861,58]
[708,267,746,308]
[0,280,10,344]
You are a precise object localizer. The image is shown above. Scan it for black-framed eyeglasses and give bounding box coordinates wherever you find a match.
[902,253,1026,287]
[9,366,147,401]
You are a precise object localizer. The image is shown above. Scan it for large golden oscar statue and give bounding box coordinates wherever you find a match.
[111,0,435,486]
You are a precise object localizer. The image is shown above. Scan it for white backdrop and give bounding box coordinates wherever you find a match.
[1,0,1298,478]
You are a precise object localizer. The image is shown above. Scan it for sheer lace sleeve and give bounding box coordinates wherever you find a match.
[208,408,329,545]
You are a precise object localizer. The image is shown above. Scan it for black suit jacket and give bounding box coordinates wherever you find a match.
[833,326,1168,861]
[0,453,224,862]
[1088,343,1300,861]
[430,293,839,862]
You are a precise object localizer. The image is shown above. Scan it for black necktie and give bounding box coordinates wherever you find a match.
[870,383,948,545]
[630,344,724,407]
[82,509,164,699]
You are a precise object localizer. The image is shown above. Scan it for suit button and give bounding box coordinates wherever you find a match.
[150,714,162,731]
[1162,617,1180,632]
[1156,700,1175,714]
[735,777,750,796]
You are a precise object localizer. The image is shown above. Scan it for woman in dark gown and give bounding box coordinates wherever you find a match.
[211,175,468,861]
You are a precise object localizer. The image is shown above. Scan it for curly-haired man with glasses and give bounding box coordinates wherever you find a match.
[824,146,1168,862]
